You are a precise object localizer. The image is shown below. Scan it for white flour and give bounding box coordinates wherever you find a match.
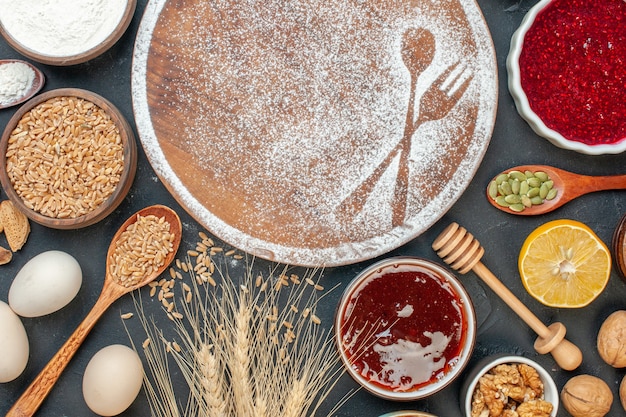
[0,0,127,57]
[0,62,35,105]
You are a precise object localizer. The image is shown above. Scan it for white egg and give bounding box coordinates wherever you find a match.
[82,344,144,416]
[0,301,29,383]
[8,250,82,317]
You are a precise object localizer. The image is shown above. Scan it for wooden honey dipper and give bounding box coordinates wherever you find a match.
[432,222,583,371]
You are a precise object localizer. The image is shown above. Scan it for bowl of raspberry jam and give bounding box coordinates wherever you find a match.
[507,0,626,155]
[334,257,476,401]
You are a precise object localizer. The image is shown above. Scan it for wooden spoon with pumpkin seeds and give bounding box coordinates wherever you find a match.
[487,164,626,215]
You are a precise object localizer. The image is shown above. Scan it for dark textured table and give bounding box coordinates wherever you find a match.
[1,1,625,416]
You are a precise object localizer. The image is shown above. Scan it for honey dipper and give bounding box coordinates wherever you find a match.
[432,222,583,371]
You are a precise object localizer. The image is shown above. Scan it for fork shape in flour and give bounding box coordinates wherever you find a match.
[337,62,473,225]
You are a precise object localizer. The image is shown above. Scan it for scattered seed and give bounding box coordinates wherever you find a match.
[120,312,133,319]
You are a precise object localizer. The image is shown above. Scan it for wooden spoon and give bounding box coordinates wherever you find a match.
[0,60,45,109]
[7,205,182,417]
[433,222,583,371]
[487,164,626,215]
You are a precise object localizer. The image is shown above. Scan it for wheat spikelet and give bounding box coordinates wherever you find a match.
[132,243,351,417]
[283,377,308,417]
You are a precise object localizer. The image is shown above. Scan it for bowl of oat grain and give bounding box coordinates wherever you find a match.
[0,88,137,229]
[462,354,559,417]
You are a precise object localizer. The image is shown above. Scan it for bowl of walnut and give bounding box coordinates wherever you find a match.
[462,354,558,417]
[0,88,137,229]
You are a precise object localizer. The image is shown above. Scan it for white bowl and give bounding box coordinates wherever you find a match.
[335,257,476,401]
[379,412,437,417]
[507,0,626,155]
[462,355,559,417]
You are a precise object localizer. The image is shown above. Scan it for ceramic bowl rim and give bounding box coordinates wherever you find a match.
[506,0,626,155]
[462,354,559,417]
[334,256,476,401]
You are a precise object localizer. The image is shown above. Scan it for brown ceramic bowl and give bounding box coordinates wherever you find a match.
[612,212,626,282]
[0,0,136,66]
[0,88,137,229]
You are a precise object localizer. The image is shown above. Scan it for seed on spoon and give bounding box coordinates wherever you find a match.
[488,170,558,213]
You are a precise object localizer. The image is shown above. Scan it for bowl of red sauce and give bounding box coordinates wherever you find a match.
[335,257,476,401]
[507,0,626,155]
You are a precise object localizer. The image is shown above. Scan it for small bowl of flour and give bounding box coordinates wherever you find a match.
[0,60,45,109]
[0,0,136,66]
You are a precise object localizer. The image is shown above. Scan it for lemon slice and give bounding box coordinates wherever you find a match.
[518,219,611,308]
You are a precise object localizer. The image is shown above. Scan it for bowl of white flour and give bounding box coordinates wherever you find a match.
[0,0,136,66]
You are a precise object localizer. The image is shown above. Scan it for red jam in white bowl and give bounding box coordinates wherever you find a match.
[335,257,475,400]
[517,0,626,147]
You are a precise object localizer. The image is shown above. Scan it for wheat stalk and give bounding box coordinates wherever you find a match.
[132,239,350,417]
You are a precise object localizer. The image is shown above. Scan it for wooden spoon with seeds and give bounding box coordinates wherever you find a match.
[7,205,182,417]
[487,164,626,215]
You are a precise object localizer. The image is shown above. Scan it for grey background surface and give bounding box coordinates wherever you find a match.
[1,0,625,416]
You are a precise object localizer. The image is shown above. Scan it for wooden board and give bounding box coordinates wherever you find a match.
[132,0,497,266]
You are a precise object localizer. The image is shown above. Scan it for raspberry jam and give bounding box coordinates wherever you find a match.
[337,262,470,393]
[519,0,626,146]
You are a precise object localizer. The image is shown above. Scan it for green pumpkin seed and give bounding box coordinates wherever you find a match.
[511,179,520,195]
[527,187,540,198]
[527,177,542,188]
[519,180,529,196]
[488,180,498,199]
[495,195,510,207]
[508,171,527,182]
[504,194,522,204]
[490,170,556,212]
[546,188,558,200]
[496,173,509,185]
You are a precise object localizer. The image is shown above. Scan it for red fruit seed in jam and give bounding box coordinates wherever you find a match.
[519,0,626,146]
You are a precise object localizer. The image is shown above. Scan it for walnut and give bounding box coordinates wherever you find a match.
[516,400,553,417]
[470,362,553,417]
[597,310,626,367]
[561,374,613,417]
